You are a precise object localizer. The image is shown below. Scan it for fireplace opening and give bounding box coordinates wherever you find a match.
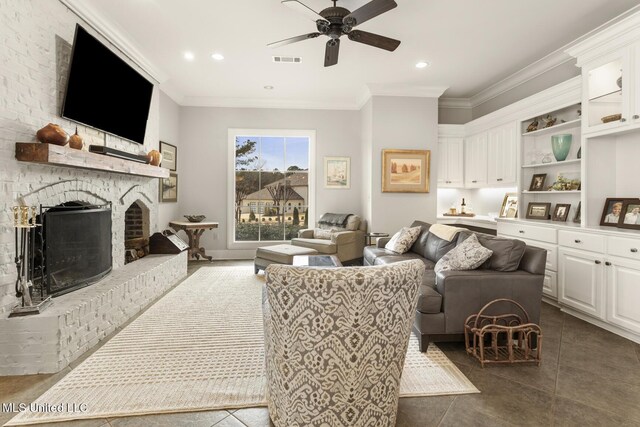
[124,201,150,264]
[34,202,113,297]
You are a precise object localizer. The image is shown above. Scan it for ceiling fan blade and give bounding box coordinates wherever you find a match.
[268,32,321,48]
[282,0,325,21]
[324,39,340,67]
[344,0,397,27]
[347,30,400,51]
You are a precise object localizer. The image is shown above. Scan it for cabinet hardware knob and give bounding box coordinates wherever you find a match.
[633,115,640,119]
[519,230,525,234]
[620,118,627,123]
[472,180,477,183]
[595,260,601,264]
[574,239,581,243]
[605,261,611,266]
[631,248,638,253]
[497,178,503,182]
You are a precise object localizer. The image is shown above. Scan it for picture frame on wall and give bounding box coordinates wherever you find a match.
[528,173,547,191]
[324,157,350,189]
[160,173,178,203]
[381,149,430,193]
[552,203,571,222]
[499,193,518,218]
[599,198,636,227]
[160,141,177,171]
[525,202,551,220]
[617,199,640,230]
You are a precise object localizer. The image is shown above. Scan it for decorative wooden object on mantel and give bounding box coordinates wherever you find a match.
[169,220,219,262]
[15,143,169,179]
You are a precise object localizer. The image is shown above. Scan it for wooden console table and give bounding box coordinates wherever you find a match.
[169,220,218,261]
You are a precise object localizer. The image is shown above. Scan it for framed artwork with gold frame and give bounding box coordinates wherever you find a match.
[381,149,430,193]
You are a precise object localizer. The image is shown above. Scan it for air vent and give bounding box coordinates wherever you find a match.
[273,56,302,63]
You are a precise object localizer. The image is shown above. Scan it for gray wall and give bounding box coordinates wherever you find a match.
[368,96,439,234]
[438,107,473,124]
[360,99,373,224]
[178,106,362,256]
[158,91,182,230]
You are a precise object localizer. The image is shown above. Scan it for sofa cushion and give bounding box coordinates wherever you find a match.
[477,234,527,272]
[290,238,337,254]
[345,215,361,231]
[363,246,389,265]
[374,252,435,269]
[409,220,431,258]
[314,227,337,239]
[417,284,442,314]
[423,232,458,263]
[434,234,493,273]
[385,226,421,254]
[457,232,527,272]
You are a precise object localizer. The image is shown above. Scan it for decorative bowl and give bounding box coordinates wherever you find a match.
[184,215,205,223]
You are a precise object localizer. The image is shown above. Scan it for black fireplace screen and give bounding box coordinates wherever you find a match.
[44,207,112,296]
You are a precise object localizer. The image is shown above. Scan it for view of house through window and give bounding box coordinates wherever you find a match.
[234,135,310,242]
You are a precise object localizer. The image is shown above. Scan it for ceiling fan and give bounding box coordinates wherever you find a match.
[268,0,401,67]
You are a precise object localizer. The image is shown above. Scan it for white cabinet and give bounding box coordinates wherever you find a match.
[543,270,558,299]
[559,248,605,318]
[464,132,487,188]
[437,137,464,188]
[487,123,517,186]
[606,257,640,334]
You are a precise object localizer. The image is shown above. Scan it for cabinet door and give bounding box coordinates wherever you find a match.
[487,123,517,186]
[606,257,640,334]
[543,269,558,299]
[446,137,464,187]
[437,137,448,186]
[558,249,604,318]
[464,133,487,188]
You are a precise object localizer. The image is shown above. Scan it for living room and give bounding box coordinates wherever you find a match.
[2,0,640,426]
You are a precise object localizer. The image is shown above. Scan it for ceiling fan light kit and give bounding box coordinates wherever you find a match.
[269,0,401,67]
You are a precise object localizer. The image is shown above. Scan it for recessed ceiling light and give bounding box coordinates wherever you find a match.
[415,61,430,69]
[183,51,195,61]
[264,85,274,90]
[211,53,224,61]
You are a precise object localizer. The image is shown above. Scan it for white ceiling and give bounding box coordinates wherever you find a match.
[76,0,640,109]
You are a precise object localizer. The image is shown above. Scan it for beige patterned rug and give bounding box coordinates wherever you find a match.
[6,266,478,426]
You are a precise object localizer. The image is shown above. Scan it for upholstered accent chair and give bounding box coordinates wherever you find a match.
[291,214,366,263]
[263,260,424,427]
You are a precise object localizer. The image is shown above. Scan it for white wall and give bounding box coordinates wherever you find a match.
[368,96,439,235]
[158,91,181,230]
[360,100,373,224]
[178,106,361,256]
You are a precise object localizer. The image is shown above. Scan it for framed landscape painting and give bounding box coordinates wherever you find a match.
[382,149,430,193]
[160,141,177,171]
[160,173,178,203]
[324,156,350,189]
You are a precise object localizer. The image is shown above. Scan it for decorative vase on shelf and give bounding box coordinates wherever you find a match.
[551,134,572,162]
[541,153,553,164]
[68,127,83,150]
[36,123,69,146]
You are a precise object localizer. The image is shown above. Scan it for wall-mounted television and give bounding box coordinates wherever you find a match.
[62,24,153,145]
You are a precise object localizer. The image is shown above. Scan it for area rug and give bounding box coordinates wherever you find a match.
[6,266,478,426]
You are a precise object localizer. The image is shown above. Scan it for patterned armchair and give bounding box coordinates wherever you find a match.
[262,260,424,427]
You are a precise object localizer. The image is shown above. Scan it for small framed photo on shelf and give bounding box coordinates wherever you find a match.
[599,198,636,227]
[552,204,571,222]
[526,202,551,220]
[618,199,640,230]
[160,141,177,171]
[573,202,581,224]
[529,173,547,191]
[499,193,518,218]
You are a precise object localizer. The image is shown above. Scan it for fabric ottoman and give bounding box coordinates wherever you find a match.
[254,244,318,273]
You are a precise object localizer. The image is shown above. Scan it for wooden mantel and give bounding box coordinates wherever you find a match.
[15,143,170,179]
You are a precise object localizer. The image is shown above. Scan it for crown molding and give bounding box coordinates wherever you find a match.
[180,96,361,111]
[366,84,448,98]
[59,0,169,83]
[439,98,472,109]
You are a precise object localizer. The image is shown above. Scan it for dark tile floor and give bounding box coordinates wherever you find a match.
[2,260,639,427]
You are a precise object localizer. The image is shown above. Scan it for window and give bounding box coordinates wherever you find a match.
[228,129,315,247]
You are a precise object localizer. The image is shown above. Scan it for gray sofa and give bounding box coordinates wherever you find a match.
[363,220,547,351]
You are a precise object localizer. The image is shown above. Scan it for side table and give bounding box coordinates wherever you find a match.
[169,220,219,261]
[365,232,389,246]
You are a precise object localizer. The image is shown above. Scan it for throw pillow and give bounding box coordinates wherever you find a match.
[314,228,339,239]
[385,226,422,254]
[434,233,493,273]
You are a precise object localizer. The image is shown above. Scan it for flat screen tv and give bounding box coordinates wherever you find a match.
[62,24,153,145]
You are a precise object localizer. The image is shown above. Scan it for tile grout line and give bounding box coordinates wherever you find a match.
[435,395,458,426]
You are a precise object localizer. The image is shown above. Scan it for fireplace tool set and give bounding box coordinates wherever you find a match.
[9,206,51,317]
